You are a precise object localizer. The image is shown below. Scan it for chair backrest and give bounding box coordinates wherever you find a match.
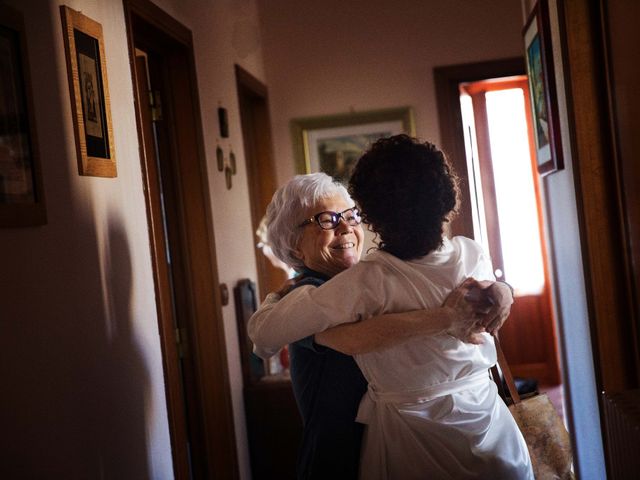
[233,279,265,385]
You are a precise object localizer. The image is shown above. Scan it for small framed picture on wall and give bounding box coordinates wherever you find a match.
[60,5,116,177]
[291,107,415,184]
[0,4,47,227]
[523,0,563,176]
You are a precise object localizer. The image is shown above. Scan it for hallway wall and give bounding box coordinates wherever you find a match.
[257,0,524,185]
[0,0,265,477]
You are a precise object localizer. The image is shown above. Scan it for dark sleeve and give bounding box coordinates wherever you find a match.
[287,277,329,353]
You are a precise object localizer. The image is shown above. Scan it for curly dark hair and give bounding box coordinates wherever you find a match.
[348,134,460,260]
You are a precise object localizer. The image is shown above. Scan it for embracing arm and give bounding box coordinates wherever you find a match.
[248,265,380,358]
[247,261,514,358]
[314,305,464,355]
[316,276,516,355]
[248,287,315,358]
[247,283,366,358]
[315,277,511,354]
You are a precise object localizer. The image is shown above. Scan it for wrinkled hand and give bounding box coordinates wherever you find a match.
[442,280,487,345]
[463,278,514,336]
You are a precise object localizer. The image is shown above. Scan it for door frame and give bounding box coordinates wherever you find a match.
[235,65,284,300]
[123,1,238,478]
[559,1,639,475]
[459,76,560,384]
[434,57,526,238]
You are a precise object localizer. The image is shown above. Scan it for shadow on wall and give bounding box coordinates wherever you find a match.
[91,217,152,479]
[0,1,151,477]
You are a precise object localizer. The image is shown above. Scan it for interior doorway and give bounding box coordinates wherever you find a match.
[123,1,238,479]
[459,76,560,386]
[235,65,286,300]
[435,59,562,400]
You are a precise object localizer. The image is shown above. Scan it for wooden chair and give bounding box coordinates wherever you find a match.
[234,279,302,479]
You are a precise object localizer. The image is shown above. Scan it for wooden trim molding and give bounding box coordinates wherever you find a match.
[123,0,239,478]
[558,0,640,475]
[558,0,638,393]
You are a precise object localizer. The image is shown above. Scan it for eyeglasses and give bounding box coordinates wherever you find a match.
[298,207,362,230]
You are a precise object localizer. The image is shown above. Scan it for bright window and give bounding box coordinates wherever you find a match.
[485,88,545,295]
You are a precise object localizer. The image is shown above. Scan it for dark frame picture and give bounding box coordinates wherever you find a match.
[60,5,116,177]
[523,0,563,176]
[0,5,46,227]
[291,107,415,184]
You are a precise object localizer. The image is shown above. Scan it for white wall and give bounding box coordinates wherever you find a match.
[0,0,264,477]
[257,0,524,185]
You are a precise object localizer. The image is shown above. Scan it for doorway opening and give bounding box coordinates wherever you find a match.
[435,59,564,416]
[123,1,238,479]
[235,65,286,300]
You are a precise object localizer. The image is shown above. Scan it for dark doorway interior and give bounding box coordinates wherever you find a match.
[235,65,286,300]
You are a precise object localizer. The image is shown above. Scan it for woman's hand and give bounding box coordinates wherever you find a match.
[461,278,514,335]
[441,277,515,343]
[442,281,487,344]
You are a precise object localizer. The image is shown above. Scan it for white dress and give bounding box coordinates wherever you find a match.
[249,236,533,479]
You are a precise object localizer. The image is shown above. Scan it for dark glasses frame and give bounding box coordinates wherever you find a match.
[298,206,361,230]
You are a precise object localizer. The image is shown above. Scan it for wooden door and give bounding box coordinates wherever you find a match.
[235,65,286,300]
[124,1,238,478]
[132,49,192,479]
[461,77,560,385]
[559,0,640,476]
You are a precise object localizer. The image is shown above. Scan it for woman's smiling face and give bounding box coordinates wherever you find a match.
[294,193,364,278]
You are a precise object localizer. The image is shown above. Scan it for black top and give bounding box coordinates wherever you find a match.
[287,268,368,480]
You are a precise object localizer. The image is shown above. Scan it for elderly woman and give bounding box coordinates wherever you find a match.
[249,169,515,479]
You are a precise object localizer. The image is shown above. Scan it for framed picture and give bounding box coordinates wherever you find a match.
[523,0,563,176]
[0,5,46,227]
[60,6,116,177]
[291,107,415,183]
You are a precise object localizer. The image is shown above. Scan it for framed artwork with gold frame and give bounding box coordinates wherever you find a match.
[0,4,46,227]
[291,107,415,184]
[60,5,116,177]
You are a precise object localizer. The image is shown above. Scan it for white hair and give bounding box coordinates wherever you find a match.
[266,173,353,271]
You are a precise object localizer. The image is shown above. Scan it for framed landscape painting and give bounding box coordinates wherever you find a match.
[291,107,415,184]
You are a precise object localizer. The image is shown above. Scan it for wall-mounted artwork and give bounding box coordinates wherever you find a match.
[60,6,116,177]
[523,0,563,176]
[291,107,415,184]
[0,5,46,227]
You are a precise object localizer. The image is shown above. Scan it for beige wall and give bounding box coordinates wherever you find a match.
[257,0,524,186]
[0,0,264,477]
